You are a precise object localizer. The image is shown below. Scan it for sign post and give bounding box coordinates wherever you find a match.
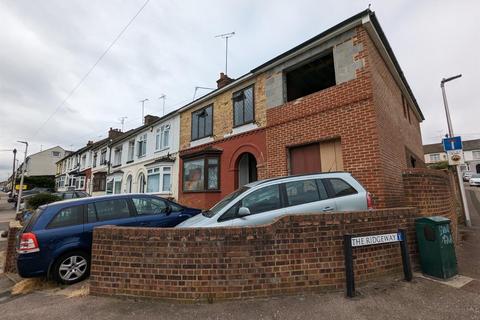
[343,229,412,298]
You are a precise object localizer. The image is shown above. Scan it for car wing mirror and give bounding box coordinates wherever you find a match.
[238,207,250,217]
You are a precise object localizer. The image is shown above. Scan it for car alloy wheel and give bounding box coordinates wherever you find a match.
[58,255,88,283]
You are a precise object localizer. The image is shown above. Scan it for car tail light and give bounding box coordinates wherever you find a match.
[367,192,374,210]
[17,232,40,254]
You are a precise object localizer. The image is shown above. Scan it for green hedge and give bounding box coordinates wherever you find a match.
[26,193,62,210]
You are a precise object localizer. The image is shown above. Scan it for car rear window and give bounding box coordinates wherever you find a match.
[48,205,84,229]
[324,178,357,197]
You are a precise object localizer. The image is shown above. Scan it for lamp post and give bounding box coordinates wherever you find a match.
[16,141,28,213]
[11,149,17,196]
[440,74,472,227]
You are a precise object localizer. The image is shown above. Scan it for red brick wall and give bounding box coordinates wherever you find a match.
[265,27,389,206]
[264,26,425,208]
[402,168,458,241]
[3,222,21,273]
[178,128,267,209]
[90,208,420,301]
[365,29,424,207]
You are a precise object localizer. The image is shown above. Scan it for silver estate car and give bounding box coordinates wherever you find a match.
[177,172,372,228]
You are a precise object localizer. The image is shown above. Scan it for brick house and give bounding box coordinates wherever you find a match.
[177,9,424,209]
[424,138,480,173]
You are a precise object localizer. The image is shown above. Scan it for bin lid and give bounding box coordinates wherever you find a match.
[415,216,451,224]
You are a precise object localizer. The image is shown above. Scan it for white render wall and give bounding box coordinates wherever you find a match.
[25,146,67,176]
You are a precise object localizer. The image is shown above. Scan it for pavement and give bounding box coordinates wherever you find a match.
[0,189,479,319]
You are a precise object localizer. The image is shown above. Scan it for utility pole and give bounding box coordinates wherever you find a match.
[140,98,149,124]
[215,32,235,75]
[16,141,28,213]
[11,149,17,196]
[158,94,166,116]
[441,74,472,227]
[119,116,128,132]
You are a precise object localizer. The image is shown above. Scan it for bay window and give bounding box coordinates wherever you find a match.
[183,156,219,192]
[147,166,173,193]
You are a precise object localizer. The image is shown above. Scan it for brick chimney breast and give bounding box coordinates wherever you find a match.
[216,72,235,89]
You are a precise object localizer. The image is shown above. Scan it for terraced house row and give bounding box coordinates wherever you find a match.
[55,10,425,209]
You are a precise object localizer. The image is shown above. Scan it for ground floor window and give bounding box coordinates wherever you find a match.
[75,176,85,190]
[183,156,219,192]
[147,166,172,193]
[93,173,106,192]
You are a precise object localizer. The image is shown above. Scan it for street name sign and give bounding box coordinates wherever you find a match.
[351,232,403,247]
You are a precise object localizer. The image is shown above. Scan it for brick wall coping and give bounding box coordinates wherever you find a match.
[402,168,449,178]
[94,208,418,236]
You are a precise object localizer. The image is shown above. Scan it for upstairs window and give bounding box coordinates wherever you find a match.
[191,105,213,141]
[286,51,335,102]
[92,153,97,168]
[113,147,122,166]
[233,86,254,127]
[52,151,61,157]
[155,125,170,150]
[100,148,107,165]
[127,139,135,162]
[137,134,147,157]
[473,151,480,160]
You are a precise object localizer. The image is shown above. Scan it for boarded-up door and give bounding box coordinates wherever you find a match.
[320,139,343,172]
[289,143,321,175]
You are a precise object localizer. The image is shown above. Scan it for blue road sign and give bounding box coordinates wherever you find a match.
[443,136,462,151]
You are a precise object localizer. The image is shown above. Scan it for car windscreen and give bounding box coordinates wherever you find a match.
[203,186,250,218]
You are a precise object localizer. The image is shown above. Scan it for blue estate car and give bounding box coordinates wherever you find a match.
[17,194,201,284]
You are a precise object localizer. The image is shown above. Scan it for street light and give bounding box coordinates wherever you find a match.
[440,74,472,227]
[16,141,28,213]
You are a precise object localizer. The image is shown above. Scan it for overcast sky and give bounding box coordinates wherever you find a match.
[0,0,479,180]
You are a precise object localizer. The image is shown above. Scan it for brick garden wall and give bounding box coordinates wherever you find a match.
[3,221,21,273]
[402,168,458,241]
[90,208,421,301]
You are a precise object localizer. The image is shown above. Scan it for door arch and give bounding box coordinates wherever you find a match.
[236,152,257,188]
[137,172,146,193]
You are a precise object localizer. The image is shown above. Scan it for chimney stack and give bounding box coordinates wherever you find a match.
[87,140,94,146]
[216,72,234,89]
[144,114,160,125]
[108,127,123,139]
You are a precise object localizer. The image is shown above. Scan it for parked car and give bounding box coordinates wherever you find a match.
[177,172,372,228]
[463,171,474,182]
[469,174,480,187]
[16,194,201,284]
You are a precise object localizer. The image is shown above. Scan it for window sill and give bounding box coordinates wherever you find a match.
[155,147,170,153]
[190,136,214,148]
[126,160,134,164]
[111,164,121,168]
[225,122,258,138]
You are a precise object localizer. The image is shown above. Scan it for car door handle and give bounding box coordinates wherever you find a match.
[322,206,334,212]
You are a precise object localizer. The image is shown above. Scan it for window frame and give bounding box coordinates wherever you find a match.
[284,178,327,207]
[127,139,135,162]
[100,148,107,165]
[92,198,134,222]
[137,133,147,158]
[113,146,122,166]
[232,85,255,128]
[182,155,220,193]
[155,124,171,151]
[429,153,441,162]
[191,104,213,141]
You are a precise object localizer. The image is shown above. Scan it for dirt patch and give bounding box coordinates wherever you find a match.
[64,284,89,298]
[11,278,56,295]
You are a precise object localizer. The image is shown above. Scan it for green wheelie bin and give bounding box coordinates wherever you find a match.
[415,216,457,279]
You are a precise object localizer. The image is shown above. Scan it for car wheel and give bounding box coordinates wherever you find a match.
[53,251,90,285]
